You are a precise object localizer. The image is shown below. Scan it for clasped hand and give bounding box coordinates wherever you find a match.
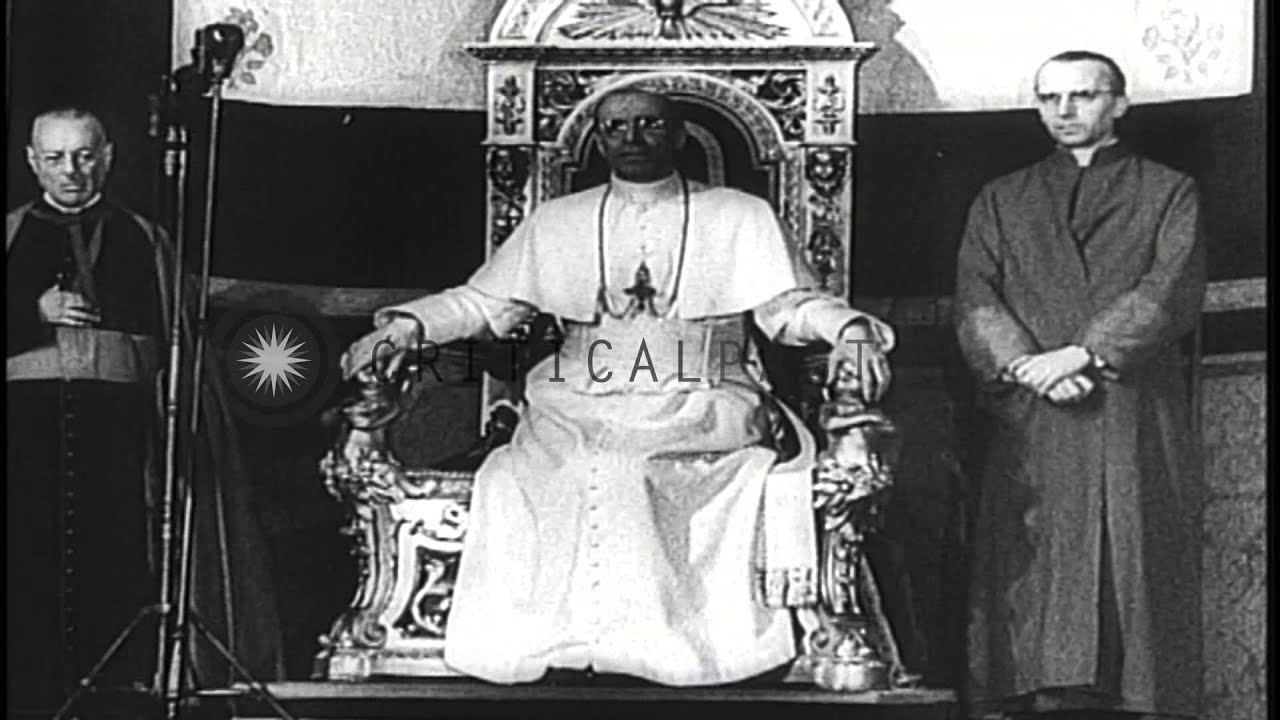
[39,285,100,328]
[827,321,891,404]
[1006,345,1095,404]
[341,315,422,381]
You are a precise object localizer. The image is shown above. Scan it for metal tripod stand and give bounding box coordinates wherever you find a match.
[51,25,292,720]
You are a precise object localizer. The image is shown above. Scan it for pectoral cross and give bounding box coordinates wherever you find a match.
[623,262,658,317]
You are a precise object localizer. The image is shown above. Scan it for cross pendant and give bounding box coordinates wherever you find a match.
[623,262,658,317]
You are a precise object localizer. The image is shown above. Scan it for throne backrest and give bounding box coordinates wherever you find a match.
[469,0,875,429]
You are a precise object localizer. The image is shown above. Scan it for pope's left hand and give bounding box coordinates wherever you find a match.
[1011,345,1092,395]
[828,320,891,404]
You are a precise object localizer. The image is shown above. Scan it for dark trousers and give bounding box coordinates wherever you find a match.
[7,380,157,718]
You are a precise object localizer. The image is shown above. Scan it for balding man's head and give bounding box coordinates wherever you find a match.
[26,108,113,209]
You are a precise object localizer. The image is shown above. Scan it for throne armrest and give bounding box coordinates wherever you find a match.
[797,352,922,692]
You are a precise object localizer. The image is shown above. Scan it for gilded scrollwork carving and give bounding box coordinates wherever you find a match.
[726,70,806,141]
[315,369,474,679]
[536,69,616,141]
[487,146,533,247]
[804,146,848,289]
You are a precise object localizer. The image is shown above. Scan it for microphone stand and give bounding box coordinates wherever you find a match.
[54,30,293,720]
[153,69,193,711]
[153,49,295,720]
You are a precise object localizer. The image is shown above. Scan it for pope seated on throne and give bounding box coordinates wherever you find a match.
[339,87,897,686]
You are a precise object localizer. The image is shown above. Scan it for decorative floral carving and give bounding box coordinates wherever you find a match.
[487,146,532,247]
[804,146,848,288]
[558,0,787,41]
[494,76,527,136]
[813,74,844,135]
[396,506,469,639]
[221,7,275,88]
[536,70,616,141]
[316,368,474,679]
[726,70,806,141]
[1142,4,1226,84]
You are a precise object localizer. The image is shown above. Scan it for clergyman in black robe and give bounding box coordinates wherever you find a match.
[6,107,282,718]
[954,52,1204,719]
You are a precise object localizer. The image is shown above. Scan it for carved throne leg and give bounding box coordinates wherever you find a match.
[802,386,918,692]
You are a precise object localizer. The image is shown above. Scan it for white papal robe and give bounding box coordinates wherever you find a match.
[379,174,894,685]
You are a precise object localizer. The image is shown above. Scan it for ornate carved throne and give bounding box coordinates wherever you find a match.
[316,0,916,693]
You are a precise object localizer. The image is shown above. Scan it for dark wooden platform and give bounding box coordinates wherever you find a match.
[221,679,959,720]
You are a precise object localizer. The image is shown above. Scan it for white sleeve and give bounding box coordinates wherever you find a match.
[373,286,537,344]
[752,289,896,351]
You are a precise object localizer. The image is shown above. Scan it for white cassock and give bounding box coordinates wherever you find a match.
[379,173,894,685]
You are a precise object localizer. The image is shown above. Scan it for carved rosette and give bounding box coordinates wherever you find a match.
[487,146,533,247]
[803,145,849,292]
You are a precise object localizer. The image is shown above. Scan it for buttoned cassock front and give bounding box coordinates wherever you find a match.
[380,174,894,685]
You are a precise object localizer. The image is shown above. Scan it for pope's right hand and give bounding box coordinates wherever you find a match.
[341,315,423,381]
[39,285,101,328]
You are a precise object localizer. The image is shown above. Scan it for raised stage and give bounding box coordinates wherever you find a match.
[222,679,959,720]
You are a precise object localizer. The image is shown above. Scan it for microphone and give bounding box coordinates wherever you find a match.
[194,23,246,86]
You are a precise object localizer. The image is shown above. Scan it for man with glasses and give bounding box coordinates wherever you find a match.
[7,107,281,717]
[954,51,1204,719]
[342,87,896,685]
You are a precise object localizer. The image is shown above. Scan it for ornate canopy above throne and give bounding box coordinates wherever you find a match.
[467,0,875,417]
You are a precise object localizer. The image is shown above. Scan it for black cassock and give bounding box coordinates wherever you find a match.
[6,199,282,717]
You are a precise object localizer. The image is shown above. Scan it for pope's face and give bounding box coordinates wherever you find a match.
[1034,60,1129,150]
[594,92,685,183]
[26,115,113,209]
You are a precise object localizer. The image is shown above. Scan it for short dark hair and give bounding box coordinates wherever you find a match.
[1039,50,1128,95]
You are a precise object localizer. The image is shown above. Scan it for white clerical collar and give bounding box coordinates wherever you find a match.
[609,173,682,204]
[42,192,103,214]
[1067,138,1119,167]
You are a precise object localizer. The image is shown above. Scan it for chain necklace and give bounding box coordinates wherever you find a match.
[596,174,690,320]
